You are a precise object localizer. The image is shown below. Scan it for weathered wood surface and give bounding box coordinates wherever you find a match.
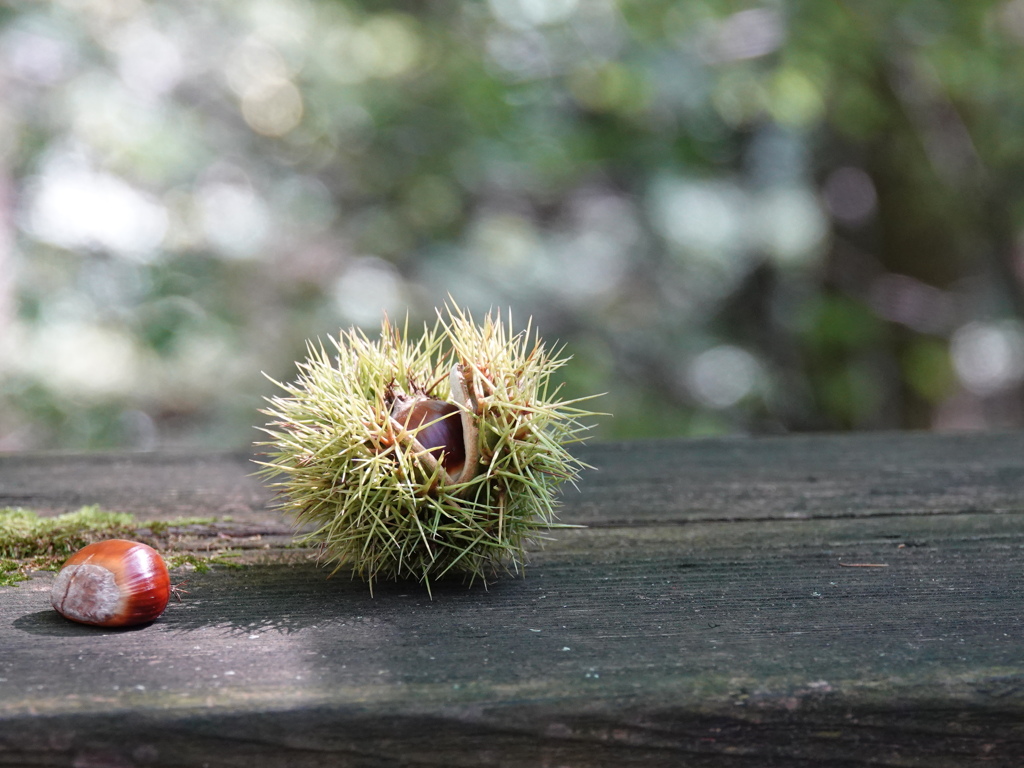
[1,432,1023,766]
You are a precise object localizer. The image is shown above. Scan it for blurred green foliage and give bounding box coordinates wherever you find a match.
[1,0,1024,450]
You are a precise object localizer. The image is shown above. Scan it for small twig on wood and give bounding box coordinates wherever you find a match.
[838,562,889,568]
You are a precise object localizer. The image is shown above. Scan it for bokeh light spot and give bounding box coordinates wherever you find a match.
[951,320,1024,396]
[197,182,270,259]
[333,257,405,327]
[823,166,877,226]
[24,159,168,258]
[241,78,304,137]
[489,0,579,30]
[687,345,761,409]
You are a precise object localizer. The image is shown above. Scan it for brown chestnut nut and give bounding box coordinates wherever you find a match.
[51,539,171,627]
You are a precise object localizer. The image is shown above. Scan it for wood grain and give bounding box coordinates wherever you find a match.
[1,432,1023,766]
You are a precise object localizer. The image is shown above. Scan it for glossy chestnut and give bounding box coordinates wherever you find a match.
[51,539,171,627]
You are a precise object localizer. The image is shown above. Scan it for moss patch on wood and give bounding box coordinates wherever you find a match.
[0,506,243,586]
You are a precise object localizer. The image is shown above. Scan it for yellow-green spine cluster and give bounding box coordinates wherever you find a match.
[257,306,599,593]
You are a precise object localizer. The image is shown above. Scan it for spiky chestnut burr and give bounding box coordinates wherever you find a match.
[256,306,600,593]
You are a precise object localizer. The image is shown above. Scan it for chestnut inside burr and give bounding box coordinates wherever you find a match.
[391,396,466,476]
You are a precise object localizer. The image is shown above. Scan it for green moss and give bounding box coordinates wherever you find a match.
[0,506,242,587]
[165,552,244,572]
[0,557,28,587]
[146,517,230,536]
[0,505,135,561]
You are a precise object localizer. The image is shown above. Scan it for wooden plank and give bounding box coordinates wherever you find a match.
[0,450,268,520]
[1,433,1023,766]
